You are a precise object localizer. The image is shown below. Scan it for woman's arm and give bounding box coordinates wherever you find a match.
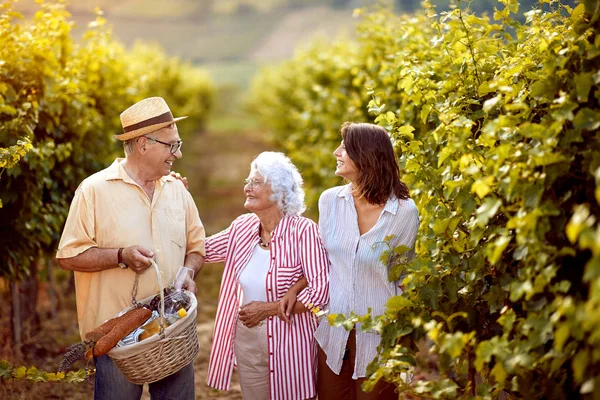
[204,226,231,263]
[295,220,330,312]
[277,277,308,323]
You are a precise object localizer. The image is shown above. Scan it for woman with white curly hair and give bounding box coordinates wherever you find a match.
[204,151,330,400]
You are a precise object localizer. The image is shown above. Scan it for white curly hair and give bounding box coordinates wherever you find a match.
[251,151,306,216]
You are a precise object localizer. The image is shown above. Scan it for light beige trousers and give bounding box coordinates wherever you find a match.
[235,319,269,400]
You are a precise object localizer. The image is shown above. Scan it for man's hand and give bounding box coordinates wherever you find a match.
[170,171,189,190]
[180,273,197,294]
[239,301,275,328]
[122,246,155,273]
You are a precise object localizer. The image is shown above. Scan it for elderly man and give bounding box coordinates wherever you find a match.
[57,97,205,400]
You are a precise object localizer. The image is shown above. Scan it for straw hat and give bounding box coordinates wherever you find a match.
[115,97,187,141]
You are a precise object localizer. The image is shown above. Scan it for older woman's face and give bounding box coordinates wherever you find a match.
[243,167,276,213]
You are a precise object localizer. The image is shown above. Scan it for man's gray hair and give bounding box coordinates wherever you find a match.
[123,139,136,156]
[252,151,306,216]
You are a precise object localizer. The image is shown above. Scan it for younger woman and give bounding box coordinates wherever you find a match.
[315,122,420,399]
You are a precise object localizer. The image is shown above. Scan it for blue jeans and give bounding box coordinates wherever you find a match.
[94,355,195,400]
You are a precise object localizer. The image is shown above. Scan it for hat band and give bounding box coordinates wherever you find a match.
[123,111,174,133]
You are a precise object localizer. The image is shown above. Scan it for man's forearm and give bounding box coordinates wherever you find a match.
[184,252,204,278]
[58,247,118,272]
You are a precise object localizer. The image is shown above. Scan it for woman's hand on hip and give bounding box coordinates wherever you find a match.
[239,301,276,328]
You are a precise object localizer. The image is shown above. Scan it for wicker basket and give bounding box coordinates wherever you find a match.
[107,261,199,384]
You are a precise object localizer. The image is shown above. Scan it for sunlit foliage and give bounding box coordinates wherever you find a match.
[251,0,600,397]
[0,0,215,279]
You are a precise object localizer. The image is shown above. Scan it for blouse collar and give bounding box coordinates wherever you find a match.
[336,184,400,216]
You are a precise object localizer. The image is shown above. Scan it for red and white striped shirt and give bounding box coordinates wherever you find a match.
[205,213,330,400]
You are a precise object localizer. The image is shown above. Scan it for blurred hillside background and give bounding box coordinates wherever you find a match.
[13,0,564,83]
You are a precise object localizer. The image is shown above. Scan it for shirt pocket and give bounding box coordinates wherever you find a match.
[276,264,304,298]
[165,208,186,248]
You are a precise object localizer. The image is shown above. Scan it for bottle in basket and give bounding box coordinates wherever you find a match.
[138,308,188,341]
[166,307,188,325]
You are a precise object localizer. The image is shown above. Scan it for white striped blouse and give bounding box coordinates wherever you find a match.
[205,213,330,400]
[315,184,419,379]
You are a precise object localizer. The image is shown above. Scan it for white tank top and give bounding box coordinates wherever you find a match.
[238,244,270,305]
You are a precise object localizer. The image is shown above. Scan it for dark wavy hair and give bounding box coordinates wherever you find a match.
[340,122,410,204]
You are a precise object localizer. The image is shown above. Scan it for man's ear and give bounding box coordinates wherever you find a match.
[137,137,147,154]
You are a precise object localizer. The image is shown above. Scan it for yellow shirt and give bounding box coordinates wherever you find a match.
[57,158,205,339]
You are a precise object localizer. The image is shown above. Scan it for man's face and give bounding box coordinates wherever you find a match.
[141,125,182,178]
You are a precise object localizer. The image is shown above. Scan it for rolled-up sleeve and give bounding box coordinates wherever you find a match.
[296,221,330,309]
[185,191,206,257]
[56,187,97,259]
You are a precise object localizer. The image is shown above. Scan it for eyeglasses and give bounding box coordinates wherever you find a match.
[243,178,265,189]
[143,136,183,154]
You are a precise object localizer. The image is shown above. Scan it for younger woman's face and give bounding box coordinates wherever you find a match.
[333,140,358,182]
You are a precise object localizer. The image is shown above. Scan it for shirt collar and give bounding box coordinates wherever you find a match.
[104,158,175,184]
[251,214,294,242]
[337,183,400,216]
[337,184,353,201]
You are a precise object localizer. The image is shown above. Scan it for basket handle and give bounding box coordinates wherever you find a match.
[131,259,166,335]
